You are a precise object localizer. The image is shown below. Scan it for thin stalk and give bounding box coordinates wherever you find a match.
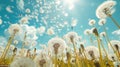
[103,25,120,61]
[0,33,16,63]
[72,42,81,67]
[109,15,120,29]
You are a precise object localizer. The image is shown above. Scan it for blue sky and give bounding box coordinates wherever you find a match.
[0,0,120,49]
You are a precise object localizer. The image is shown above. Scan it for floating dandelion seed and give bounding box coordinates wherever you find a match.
[47,27,55,35]
[19,16,29,24]
[25,8,31,13]
[89,19,96,26]
[98,19,106,26]
[0,18,2,25]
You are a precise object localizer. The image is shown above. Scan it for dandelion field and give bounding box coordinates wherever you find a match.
[0,0,120,67]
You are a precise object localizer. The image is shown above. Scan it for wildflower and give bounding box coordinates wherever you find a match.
[110,40,120,52]
[65,32,78,44]
[91,27,99,37]
[98,19,106,26]
[85,46,99,60]
[34,53,53,67]
[96,1,116,19]
[89,19,96,26]
[84,29,91,35]
[48,37,66,55]
[8,24,21,35]
[25,8,31,13]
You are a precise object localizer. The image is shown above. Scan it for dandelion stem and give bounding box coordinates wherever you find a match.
[0,33,15,64]
[109,15,120,29]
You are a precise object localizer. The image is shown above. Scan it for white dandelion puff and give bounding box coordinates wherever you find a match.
[89,19,96,26]
[100,32,106,37]
[84,29,92,35]
[48,37,66,55]
[34,53,53,67]
[96,1,116,19]
[19,16,29,24]
[25,8,31,13]
[85,46,99,60]
[110,40,120,51]
[65,32,78,44]
[8,24,21,35]
[98,19,106,26]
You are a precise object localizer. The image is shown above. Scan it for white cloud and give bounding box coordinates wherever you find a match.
[112,30,120,35]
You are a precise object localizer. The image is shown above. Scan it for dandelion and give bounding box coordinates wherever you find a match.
[110,40,120,53]
[89,19,96,26]
[48,37,66,55]
[98,19,106,26]
[8,24,21,35]
[65,32,78,45]
[25,8,31,13]
[91,27,99,37]
[10,57,36,67]
[96,1,116,19]
[96,1,120,28]
[100,32,106,37]
[84,29,92,35]
[85,46,99,60]
[34,53,52,67]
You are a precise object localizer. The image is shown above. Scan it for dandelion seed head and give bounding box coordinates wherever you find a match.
[48,37,66,55]
[8,24,21,35]
[98,19,106,26]
[100,32,106,37]
[96,1,116,19]
[65,32,78,44]
[85,46,99,60]
[89,19,96,26]
[84,29,92,35]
